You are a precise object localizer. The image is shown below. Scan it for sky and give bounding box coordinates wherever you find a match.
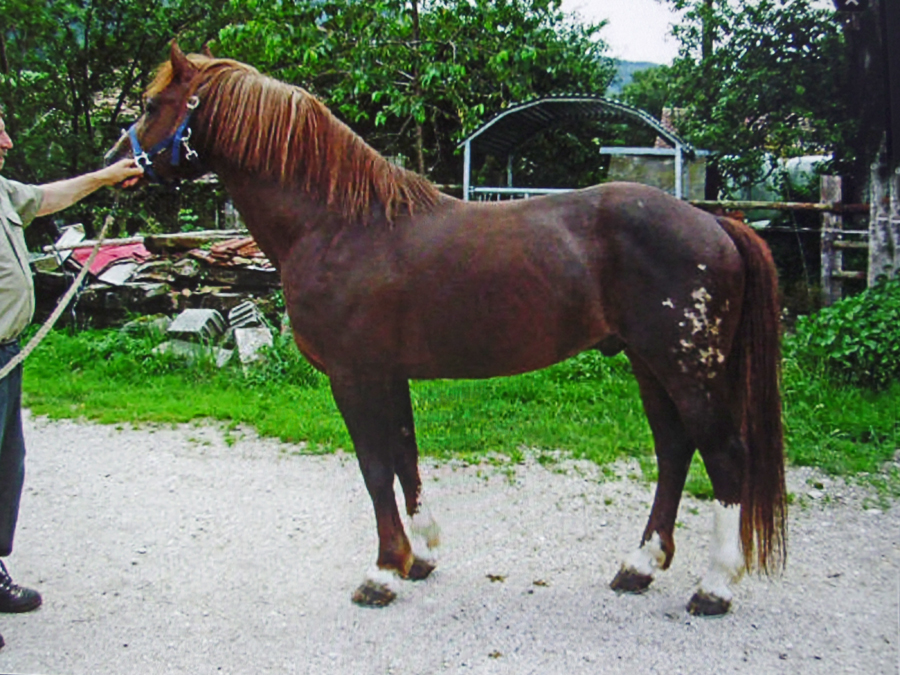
[560,0,682,65]
[560,0,837,65]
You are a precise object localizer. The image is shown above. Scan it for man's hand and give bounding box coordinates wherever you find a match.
[99,157,145,188]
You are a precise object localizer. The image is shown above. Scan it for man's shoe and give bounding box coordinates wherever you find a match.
[0,560,41,613]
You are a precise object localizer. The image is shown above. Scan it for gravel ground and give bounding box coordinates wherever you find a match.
[0,411,896,675]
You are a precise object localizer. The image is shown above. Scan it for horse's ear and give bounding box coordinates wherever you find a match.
[169,40,196,82]
[201,43,214,58]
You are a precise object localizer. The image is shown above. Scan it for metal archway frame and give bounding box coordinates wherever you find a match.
[459,96,697,200]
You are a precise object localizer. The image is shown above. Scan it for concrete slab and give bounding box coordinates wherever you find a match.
[234,327,273,365]
[167,309,226,343]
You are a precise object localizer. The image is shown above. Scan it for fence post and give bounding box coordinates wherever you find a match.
[820,175,843,306]
[868,164,900,285]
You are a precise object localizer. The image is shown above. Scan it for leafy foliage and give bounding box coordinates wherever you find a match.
[786,277,900,389]
[619,64,674,121]
[0,1,862,226]
[0,0,229,179]
[1,0,615,223]
[0,0,233,232]
[216,0,616,184]
[624,0,855,195]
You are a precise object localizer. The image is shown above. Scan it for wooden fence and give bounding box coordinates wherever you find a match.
[691,173,900,306]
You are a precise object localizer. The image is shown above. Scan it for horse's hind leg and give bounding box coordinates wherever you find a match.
[388,380,440,580]
[653,379,747,616]
[611,355,694,594]
[329,373,415,607]
[687,424,747,616]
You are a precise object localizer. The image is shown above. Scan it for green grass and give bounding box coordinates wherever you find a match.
[20,326,900,499]
[782,353,900,478]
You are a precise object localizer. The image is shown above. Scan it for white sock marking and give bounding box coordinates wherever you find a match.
[698,501,745,601]
[364,566,400,593]
[409,499,441,562]
[621,532,666,577]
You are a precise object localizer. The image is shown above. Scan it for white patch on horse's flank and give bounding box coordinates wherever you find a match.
[698,263,707,271]
[678,286,726,371]
[410,502,441,562]
[698,502,745,601]
[365,565,401,594]
[621,532,666,577]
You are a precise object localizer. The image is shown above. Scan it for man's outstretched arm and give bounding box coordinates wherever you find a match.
[36,158,144,217]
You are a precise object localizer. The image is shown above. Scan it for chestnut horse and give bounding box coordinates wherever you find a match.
[107,43,786,616]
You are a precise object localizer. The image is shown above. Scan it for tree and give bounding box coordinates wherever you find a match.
[1,0,615,229]
[624,0,854,197]
[0,0,235,233]
[0,0,231,182]
[216,0,616,184]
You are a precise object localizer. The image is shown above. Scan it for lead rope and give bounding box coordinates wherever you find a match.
[0,210,116,381]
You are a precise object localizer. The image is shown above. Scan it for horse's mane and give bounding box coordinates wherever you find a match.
[147,54,441,224]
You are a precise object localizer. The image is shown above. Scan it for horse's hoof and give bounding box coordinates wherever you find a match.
[609,567,654,594]
[406,556,436,581]
[351,580,396,607]
[687,590,731,616]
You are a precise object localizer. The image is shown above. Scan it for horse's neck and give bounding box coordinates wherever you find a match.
[216,167,346,266]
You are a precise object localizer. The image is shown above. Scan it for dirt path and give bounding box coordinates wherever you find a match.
[0,413,896,674]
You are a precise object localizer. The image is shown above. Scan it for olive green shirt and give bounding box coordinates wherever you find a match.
[0,175,44,342]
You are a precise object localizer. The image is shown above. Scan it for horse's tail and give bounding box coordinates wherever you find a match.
[717,216,787,575]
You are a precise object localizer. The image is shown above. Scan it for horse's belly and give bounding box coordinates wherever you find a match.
[401,301,610,379]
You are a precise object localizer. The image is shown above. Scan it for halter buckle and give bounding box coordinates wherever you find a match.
[127,95,201,183]
[183,142,199,162]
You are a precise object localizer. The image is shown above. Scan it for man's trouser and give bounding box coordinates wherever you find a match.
[0,341,25,557]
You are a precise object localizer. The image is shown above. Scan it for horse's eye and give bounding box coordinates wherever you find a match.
[145,99,159,115]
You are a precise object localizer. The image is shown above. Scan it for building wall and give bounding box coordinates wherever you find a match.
[607,155,707,200]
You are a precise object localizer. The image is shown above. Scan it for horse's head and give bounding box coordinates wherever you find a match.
[105,41,208,184]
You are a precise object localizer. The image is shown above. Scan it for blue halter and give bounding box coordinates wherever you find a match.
[127,95,201,183]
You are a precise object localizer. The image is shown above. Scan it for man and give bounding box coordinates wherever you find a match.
[0,108,143,648]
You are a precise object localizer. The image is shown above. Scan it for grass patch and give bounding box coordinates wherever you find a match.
[20,326,900,499]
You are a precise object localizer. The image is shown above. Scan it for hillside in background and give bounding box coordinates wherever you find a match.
[609,60,659,95]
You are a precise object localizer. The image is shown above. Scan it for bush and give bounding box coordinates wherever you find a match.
[786,276,900,389]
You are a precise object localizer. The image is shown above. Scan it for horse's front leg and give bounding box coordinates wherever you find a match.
[330,373,416,607]
[611,357,693,593]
